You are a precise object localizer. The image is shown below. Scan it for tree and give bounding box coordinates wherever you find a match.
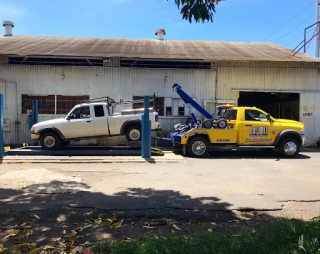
[172,0,222,23]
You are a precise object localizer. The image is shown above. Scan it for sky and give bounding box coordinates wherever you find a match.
[0,0,318,56]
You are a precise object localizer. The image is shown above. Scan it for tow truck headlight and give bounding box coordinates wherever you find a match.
[300,128,304,135]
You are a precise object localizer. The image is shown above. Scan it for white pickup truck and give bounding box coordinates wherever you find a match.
[31,102,161,150]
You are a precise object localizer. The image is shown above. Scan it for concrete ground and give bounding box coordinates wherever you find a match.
[0,148,319,247]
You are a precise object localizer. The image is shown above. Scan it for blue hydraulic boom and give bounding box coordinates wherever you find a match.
[172,83,227,129]
[173,83,213,120]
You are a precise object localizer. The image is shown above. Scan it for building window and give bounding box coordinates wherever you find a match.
[21,94,89,114]
[178,107,185,116]
[132,96,165,116]
[166,107,172,116]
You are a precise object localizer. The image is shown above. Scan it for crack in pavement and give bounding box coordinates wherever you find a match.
[279,200,320,203]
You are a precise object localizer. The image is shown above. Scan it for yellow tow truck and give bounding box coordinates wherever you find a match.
[176,106,305,158]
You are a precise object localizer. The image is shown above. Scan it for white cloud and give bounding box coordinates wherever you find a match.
[0,3,26,19]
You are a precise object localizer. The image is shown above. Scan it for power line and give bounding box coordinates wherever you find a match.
[274,14,315,43]
[262,0,314,42]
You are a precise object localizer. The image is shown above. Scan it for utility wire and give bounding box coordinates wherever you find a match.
[274,14,314,43]
[262,0,314,42]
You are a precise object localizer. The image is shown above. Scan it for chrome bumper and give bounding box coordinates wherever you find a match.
[301,134,306,147]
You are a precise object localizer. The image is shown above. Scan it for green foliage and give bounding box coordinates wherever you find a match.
[95,219,320,254]
[171,0,222,23]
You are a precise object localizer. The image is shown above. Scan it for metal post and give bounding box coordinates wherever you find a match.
[0,94,4,158]
[141,96,151,158]
[32,100,39,145]
[316,0,320,57]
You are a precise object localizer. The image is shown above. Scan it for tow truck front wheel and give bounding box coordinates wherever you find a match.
[278,138,300,158]
[188,137,209,158]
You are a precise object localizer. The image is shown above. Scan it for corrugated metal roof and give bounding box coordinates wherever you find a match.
[0,35,319,62]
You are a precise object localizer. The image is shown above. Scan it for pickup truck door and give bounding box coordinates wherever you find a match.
[63,105,95,138]
[240,109,275,146]
[93,105,109,135]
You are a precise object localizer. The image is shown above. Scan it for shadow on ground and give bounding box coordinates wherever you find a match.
[0,180,279,249]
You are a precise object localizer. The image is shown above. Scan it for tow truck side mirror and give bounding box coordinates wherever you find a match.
[267,113,271,121]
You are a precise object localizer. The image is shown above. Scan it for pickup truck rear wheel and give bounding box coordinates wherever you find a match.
[188,137,209,158]
[278,138,300,158]
[125,125,141,142]
[40,132,61,150]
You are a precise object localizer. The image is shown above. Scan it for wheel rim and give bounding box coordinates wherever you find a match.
[284,141,297,155]
[44,136,56,148]
[204,121,212,128]
[191,141,206,156]
[129,129,141,141]
[219,121,227,128]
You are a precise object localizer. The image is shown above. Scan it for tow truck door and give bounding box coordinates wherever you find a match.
[239,109,275,145]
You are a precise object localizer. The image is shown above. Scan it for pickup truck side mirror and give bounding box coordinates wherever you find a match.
[66,115,71,120]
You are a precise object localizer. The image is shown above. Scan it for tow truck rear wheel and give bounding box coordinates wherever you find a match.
[188,137,209,158]
[278,138,300,158]
[40,132,61,150]
[217,119,227,129]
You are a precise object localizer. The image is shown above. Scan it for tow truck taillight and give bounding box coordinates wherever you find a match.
[155,115,159,122]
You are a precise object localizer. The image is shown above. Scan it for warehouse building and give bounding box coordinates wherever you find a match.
[0,23,320,146]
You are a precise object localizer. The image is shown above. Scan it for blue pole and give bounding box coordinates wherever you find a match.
[0,94,4,158]
[141,96,151,158]
[34,100,38,124]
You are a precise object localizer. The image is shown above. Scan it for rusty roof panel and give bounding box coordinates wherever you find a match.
[0,35,319,62]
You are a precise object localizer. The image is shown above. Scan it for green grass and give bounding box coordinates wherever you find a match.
[95,219,320,254]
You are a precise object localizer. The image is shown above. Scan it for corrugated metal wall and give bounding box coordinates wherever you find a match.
[0,65,216,144]
[0,61,319,146]
[215,61,320,146]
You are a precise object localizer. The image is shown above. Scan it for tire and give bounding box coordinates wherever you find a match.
[60,141,71,148]
[278,138,300,158]
[187,137,209,158]
[125,125,142,142]
[202,120,213,129]
[40,132,62,150]
[217,119,227,129]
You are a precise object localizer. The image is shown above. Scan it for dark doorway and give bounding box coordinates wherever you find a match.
[238,92,300,121]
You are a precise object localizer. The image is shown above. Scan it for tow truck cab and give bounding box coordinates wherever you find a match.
[177,107,305,158]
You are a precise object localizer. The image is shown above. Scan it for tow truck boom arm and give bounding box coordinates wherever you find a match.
[172,83,213,120]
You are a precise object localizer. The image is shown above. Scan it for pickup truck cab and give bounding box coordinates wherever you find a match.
[175,107,305,158]
[31,102,161,150]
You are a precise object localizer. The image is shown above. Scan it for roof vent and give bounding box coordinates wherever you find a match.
[3,21,14,36]
[155,29,166,40]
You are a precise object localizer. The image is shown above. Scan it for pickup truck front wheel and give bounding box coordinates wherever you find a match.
[188,137,209,158]
[40,132,61,150]
[278,138,300,158]
[125,125,141,142]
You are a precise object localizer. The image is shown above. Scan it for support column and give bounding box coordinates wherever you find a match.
[316,0,320,57]
[141,96,151,158]
[0,94,4,158]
